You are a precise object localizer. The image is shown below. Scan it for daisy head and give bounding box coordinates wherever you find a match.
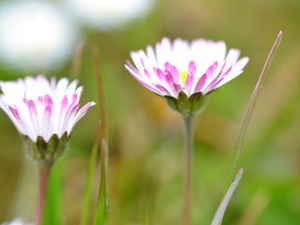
[0,75,95,163]
[125,37,249,115]
[1,219,32,225]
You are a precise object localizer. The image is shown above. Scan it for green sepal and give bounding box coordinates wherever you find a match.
[164,92,209,117]
[23,132,70,164]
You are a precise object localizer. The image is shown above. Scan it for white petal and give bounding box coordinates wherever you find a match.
[215,57,249,89]
[156,37,172,68]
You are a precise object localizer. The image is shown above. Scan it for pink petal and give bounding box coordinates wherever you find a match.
[144,69,151,79]
[44,95,53,108]
[194,74,207,93]
[141,59,151,79]
[153,67,164,80]
[9,106,20,120]
[45,105,52,120]
[194,62,218,93]
[205,62,226,92]
[165,62,180,81]
[209,66,233,91]
[138,80,164,95]
[72,102,96,126]
[126,61,140,75]
[188,61,196,75]
[61,95,68,111]
[207,61,218,79]
[63,104,80,129]
[164,70,180,96]
[38,96,43,104]
[27,100,37,116]
[213,57,249,90]
[155,84,171,95]
[125,64,164,95]
[184,61,196,95]
[125,63,146,82]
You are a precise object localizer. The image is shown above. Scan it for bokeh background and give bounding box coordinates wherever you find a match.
[0,0,300,225]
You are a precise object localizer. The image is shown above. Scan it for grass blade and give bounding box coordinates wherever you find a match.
[80,122,101,225]
[93,139,110,225]
[42,160,63,225]
[211,168,244,225]
[70,41,85,79]
[231,31,282,178]
[92,46,110,225]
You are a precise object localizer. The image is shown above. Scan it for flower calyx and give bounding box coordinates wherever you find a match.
[23,132,70,165]
[164,91,208,117]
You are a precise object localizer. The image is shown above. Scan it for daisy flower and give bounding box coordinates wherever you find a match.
[0,75,95,162]
[66,0,154,30]
[0,1,77,71]
[125,37,249,115]
[125,37,249,224]
[1,219,32,225]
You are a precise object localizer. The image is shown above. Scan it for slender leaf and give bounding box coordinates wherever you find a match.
[70,41,85,79]
[92,46,110,225]
[231,31,282,178]
[211,168,244,225]
[42,160,63,225]
[80,122,101,225]
[93,46,108,140]
[94,139,110,225]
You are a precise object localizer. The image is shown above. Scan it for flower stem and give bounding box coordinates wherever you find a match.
[35,163,52,225]
[183,114,193,225]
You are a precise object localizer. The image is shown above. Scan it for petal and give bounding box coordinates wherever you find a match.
[156,37,172,68]
[68,101,96,133]
[184,61,196,96]
[215,57,249,89]
[194,74,207,93]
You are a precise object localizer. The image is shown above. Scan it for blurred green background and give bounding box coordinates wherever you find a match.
[0,0,300,225]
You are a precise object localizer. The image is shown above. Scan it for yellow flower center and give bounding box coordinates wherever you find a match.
[180,71,188,83]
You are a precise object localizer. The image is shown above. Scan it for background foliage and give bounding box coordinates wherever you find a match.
[0,0,300,225]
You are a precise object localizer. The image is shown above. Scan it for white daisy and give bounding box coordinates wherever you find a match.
[0,1,78,71]
[125,37,249,98]
[1,219,32,225]
[66,0,154,30]
[0,75,95,142]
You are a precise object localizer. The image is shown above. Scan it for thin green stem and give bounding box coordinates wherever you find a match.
[80,122,101,225]
[92,46,110,225]
[102,139,110,224]
[35,163,52,225]
[183,115,193,225]
[93,139,110,225]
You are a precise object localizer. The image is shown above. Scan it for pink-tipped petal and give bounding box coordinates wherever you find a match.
[165,62,180,81]
[184,61,196,96]
[71,101,96,128]
[153,67,164,80]
[61,95,68,111]
[9,106,21,120]
[140,81,164,95]
[194,74,207,93]
[155,84,171,96]
[215,57,249,90]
